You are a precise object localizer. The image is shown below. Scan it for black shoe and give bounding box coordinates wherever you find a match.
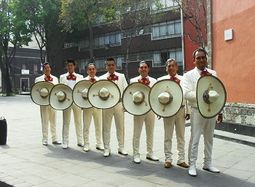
[77,143,83,147]
[52,141,61,145]
[96,146,104,151]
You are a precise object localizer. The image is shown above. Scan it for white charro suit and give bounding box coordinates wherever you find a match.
[130,76,156,157]
[99,72,128,152]
[157,74,189,164]
[82,76,103,148]
[183,67,217,167]
[35,74,59,143]
[60,72,83,146]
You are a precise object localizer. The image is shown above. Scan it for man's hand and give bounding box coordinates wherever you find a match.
[216,113,223,124]
[185,114,190,120]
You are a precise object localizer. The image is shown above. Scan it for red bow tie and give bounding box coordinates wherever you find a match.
[170,76,180,84]
[67,73,76,80]
[139,77,150,86]
[90,77,96,83]
[107,74,118,81]
[200,70,211,77]
[44,75,53,82]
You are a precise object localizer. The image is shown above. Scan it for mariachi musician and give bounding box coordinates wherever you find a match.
[60,59,83,149]
[99,57,128,157]
[82,63,104,152]
[157,58,190,169]
[34,62,61,146]
[183,48,223,177]
[130,61,159,164]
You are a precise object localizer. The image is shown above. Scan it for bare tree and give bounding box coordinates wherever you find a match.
[174,0,207,48]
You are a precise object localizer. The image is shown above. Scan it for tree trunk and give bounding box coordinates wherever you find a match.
[45,28,66,77]
[88,24,94,63]
[2,41,12,96]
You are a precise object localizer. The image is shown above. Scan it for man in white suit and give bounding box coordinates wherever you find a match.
[35,62,61,146]
[83,63,104,152]
[157,59,189,169]
[60,59,83,149]
[130,61,159,164]
[99,57,128,157]
[183,48,223,177]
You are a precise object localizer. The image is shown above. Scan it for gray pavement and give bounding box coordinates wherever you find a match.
[0,95,255,187]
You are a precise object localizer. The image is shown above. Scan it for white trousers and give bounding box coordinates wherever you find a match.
[40,105,57,142]
[188,108,216,166]
[133,110,155,156]
[83,107,103,147]
[63,104,82,144]
[163,107,186,164]
[102,102,125,150]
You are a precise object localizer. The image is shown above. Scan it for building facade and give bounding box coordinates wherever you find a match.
[1,48,44,94]
[63,1,201,80]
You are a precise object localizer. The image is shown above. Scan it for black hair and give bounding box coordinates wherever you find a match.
[105,57,116,65]
[139,60,150,68]
[66,59,76,65]
[42,62,50,69]
[192,48,208,59]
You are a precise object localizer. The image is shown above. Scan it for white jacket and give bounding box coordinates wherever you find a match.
[130,75,156,88]
[35,74,58,85]
[183,67,217,108]
[60,72,83,89]
[99,72,128,96]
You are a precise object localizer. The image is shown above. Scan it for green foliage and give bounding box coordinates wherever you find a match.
[60,0,102,31]
[0,0,31,48]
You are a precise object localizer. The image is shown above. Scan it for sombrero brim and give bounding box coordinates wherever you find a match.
[31,81,54,106]
[49,84,73,110]
[122,82,151,116]
[73,80,92,109]
[197,75,227,118]
[88,80,121,109]
[149,80,183,117]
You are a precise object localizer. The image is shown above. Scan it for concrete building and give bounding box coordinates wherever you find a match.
[63,1,201,79]
[1,47,43,94]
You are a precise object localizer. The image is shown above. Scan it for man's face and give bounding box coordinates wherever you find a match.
[67,63,75,74]
[106,60,116,74]
[194,51,207,70]
[43,64,51,75]
[87,65,97,77]
[166,61,178,76]
[138,63,149,77]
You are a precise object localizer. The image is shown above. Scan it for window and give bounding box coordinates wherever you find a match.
[152,48,183,69]
[116,56,124,70]
[94,32,122,48]
[77,59,89,74]
[151,0,178,11]
[152,20,181,40]
[33,64,38,74]
[78,40,89,49]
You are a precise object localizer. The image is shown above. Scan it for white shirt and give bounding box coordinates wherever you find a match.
[99,71,128,96]
[183,67,217,108]
[130,75,156,87]
[83,75,99,81]
[60,72,83,89]
[35,74,58,85]
[157,74,187,106]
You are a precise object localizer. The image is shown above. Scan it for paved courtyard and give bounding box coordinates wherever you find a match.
[0,95,255,187]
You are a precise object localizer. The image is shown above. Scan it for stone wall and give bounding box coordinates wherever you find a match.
[223,103,255,126]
